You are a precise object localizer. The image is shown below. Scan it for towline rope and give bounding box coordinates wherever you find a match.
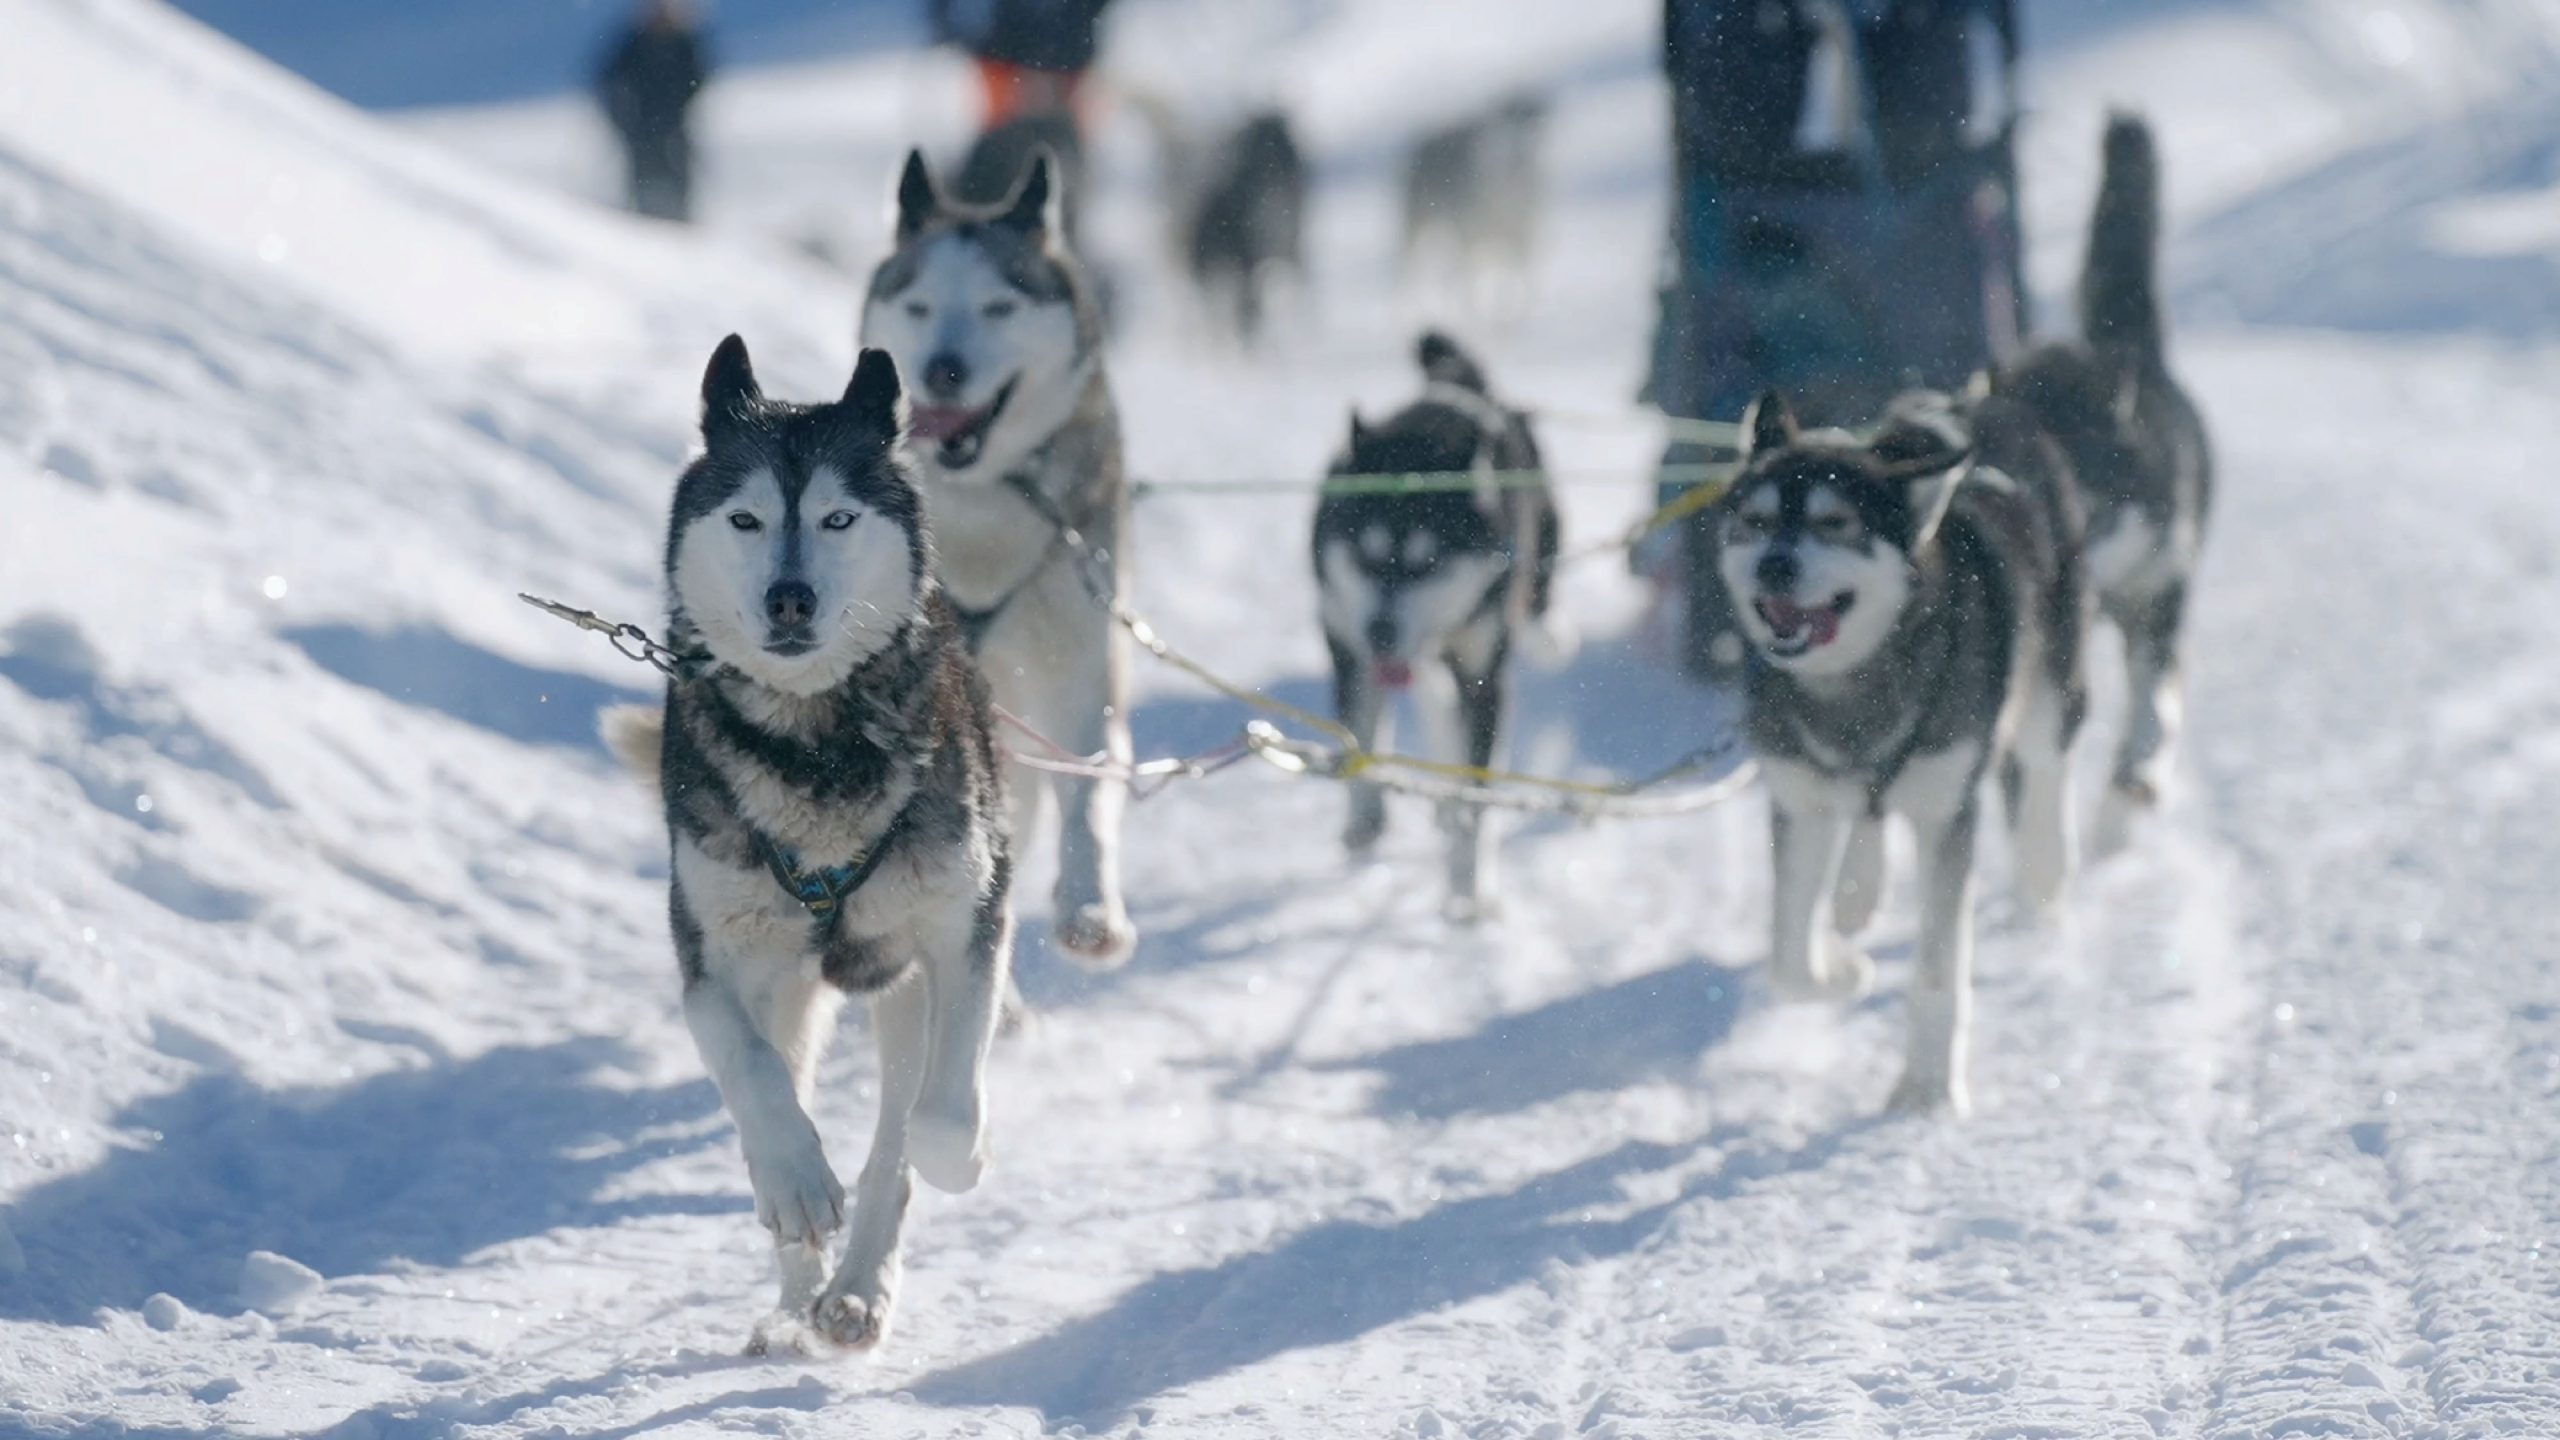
[517,406,1766,817]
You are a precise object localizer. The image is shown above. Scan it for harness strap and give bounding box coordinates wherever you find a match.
[750,800,915,920]
[946,467,1089,651]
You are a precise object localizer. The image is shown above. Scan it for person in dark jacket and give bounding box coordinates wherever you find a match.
[930,0,1114,131]
[596,0,710,223]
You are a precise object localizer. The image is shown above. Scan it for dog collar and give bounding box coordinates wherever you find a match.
[751,805,911,920]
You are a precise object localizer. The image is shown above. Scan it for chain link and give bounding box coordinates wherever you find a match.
[519,594,703,678]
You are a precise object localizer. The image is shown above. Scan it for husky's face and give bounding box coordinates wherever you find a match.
[669,338,929,696]
[861,149,1090,479]
[1315,415,1509,688]
[1717,390,1968,679]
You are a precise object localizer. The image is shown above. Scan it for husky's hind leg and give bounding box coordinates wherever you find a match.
[2098,581,2186,851]
[2007,680,2078,917]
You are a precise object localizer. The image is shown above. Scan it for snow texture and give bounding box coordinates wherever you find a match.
[5,0,2560,1435]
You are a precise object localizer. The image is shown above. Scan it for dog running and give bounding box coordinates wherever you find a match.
[600,339,1012,1352]
[1313,332,1562,922]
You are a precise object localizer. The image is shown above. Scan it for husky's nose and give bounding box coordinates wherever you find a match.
[1365,616,1398,655]
[764,580,817,630]
[923,351,969,398]
[1754,548,1801,594]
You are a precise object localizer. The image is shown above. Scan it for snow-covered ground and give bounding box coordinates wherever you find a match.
[6,0,2560,1435]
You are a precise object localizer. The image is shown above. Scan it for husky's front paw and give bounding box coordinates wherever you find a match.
[1885,1067,1971,1119]
[811,1281,895,1351]
[747,1142,844,1248]
[2015,847,2072,920]
[1054,904,1136,969]
[2092,778,2159,858]
[1771,943,1873,1004]
[745,1309,818,1358]
[909,1106,986,1194]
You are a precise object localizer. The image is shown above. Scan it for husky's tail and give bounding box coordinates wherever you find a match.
[1416,330,1492,394]
[598,703,665,785]
[2080,113,2165,365]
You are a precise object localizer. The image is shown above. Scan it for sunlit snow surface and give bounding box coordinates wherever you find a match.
[5,0,2560,1434]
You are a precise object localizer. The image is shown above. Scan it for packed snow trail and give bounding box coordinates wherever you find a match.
[6,1,2560,1437]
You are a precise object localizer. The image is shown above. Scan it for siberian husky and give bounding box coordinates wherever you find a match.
[1398,92,1547,321]
[600,337,1013,1352]
[1994,113,2213,848]
[1184,111,1308,347]
[1313,332,1562,922]
[1717,386,2087,1117]
[860,147,1137,965]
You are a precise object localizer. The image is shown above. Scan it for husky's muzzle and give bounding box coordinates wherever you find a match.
[908,377,1019,471]
[764,579,818,655]
[1753,591,1855,659]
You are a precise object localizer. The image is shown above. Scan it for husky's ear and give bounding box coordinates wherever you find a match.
[996,148,1063,238]
[894,149,939,241]
[842,347,905,434]
[700,333,762,443]
[1740,389,1799,460]
[1345,409,1372,453]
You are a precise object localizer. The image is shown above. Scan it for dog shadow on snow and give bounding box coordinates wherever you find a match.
[1318,956,1752,1122]
[909,1119,1865,1428]
[0,1036,727,1326]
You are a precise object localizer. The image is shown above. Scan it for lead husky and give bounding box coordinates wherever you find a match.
[601,338,1012,1352]
[1314,332,1561,921]
[1717,386,2086,1117]
[860,148,1136,965]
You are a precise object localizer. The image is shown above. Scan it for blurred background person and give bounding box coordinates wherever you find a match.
[931,0,1116,136]
[595,0,712,222]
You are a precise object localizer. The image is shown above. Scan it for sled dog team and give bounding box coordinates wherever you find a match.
[602,117,2210,1348]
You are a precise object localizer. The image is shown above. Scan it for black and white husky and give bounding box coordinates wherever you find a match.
[1717,387,2087,1117]
[859,147,1137,965]
[601,338,1012,1352]
[1185,111,1308,347]
[1314,333,1562,921]
[1994,113,2213,849]
[1398,93,1546,320]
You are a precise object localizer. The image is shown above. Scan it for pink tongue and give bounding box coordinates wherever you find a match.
[908,406,977,441]
[1759,596,1806,631]
[1374,659,1413,689]
[1809,608,1841,645]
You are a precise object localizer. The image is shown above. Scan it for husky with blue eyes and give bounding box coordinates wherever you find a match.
[601,337,1012,1354]
[1717,385,2088,1118]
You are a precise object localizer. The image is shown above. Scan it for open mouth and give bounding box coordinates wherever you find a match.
[1753,591,1855,658]
[907,376,1018,471]
[1372,657,1413,690]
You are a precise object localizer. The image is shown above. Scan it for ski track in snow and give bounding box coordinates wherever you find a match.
[5,0,2560,1436]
